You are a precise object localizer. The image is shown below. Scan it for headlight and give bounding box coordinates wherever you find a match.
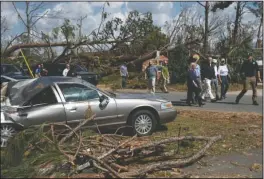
[161,102,173,110]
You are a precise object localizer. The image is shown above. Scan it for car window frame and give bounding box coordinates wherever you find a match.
[54,82,101,103]
[23,85,61,107]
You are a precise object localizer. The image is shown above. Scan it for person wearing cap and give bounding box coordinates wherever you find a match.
[236,54,261,105]
[200,56,216,102]
[211,59,220,100]
[218,58,229,99]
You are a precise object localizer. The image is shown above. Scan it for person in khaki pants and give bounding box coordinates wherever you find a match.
[236,54,262,105]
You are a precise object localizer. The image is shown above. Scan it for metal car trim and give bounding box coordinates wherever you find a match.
[51,85,62,103]
[54,83,66,103]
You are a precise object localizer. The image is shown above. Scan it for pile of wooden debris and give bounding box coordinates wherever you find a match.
[1,113,221,178]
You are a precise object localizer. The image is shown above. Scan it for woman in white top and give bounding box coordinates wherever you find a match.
[218,58,229,99]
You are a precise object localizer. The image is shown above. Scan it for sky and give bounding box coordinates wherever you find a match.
[1,1,194,37]
[1,1,259,44]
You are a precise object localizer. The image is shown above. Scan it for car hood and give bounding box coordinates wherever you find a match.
[114,92,168,102]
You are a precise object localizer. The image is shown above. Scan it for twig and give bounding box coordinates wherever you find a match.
[114,126,133,135]
[82,152,122,178]
[99,134,137,160]
[93,162,109,172]
[51,124,55,142]
[59,114,96,145]
[175,126,181,154]
[110,163,129,173]
[74,131,83,159]
[77,135,137,171]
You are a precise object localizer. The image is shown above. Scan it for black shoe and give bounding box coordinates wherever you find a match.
[211,99,217,102]
[235,98,239,104]
[253,101,259,105]
[198,102,205,107]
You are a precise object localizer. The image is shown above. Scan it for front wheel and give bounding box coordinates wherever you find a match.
[132,110,157,136]
[1,124,17,148]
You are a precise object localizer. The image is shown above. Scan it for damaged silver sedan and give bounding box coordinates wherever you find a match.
[1,76,177,147]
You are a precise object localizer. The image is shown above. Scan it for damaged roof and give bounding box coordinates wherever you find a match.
[7,76,94,106]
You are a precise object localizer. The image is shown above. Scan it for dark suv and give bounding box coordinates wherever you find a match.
[1,64,30,83]
[29,63,100,86]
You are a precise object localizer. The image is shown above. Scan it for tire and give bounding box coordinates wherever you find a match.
[131,110,157,136]
[1,124,17,148]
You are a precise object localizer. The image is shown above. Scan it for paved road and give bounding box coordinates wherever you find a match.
[156,89,263,114]
[114,89,263,114]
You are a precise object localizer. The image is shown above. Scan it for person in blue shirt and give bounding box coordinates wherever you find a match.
[35,64,41,78]
[187,63,204,107]
[146,61,158,94]
[188,55,201,104]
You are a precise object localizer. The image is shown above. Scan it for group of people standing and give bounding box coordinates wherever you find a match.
[120,61,170,94]
[187,53,261,106]
[35,63,48,78]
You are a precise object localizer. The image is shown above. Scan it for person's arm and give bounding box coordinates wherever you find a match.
[217,66,222,83]
[256,63,261,82]
[155,67,158,81]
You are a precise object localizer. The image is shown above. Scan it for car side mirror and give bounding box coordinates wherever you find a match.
[99,95,109,110]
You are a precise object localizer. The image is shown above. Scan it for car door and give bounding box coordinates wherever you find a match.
[13,86,66,127]
[55,83,118,127]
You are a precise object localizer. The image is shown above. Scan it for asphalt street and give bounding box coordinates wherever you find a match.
[156,89,263,114]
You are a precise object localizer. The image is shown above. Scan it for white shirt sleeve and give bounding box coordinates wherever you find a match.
[217,66,221,76]
[63,69,68,76]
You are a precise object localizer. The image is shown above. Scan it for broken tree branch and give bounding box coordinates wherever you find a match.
[121,135,222,177]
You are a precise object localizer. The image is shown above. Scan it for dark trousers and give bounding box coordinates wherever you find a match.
[187,84,202,105]
[192,78,201,103]
[220,76,229,98]
[121,76,127,88]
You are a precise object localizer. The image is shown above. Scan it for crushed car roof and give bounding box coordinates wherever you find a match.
[7,76,94,106]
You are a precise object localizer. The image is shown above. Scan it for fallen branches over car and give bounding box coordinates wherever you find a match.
[1,114,222,178]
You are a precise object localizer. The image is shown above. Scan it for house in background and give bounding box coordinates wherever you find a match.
[142,52,169,79]
[142,55,168,72]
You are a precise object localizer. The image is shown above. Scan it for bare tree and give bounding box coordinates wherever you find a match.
[197,1,210,55]
[12,2,49,55]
